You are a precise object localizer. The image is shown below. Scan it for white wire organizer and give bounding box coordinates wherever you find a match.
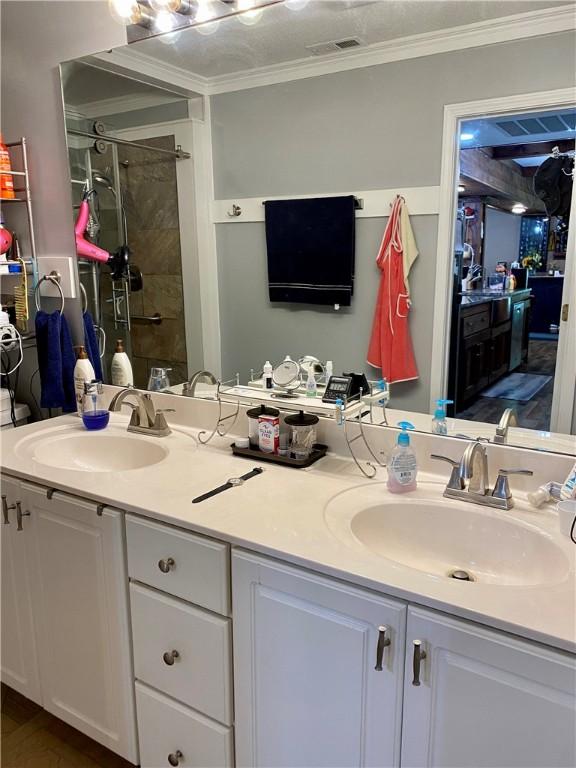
[1,137,39,288]
[197,373,391,477]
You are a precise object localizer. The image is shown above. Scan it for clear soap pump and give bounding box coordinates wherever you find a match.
[387,421,417,493]
[431,399,453,435]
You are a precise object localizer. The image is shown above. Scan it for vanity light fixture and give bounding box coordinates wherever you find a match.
[108,0,151,26]
[149,0,192,12]
[153,8,179,31]
[511,203,527,214]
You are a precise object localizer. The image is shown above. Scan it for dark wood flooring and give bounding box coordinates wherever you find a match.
[456,338,557,431]
[1,685,134,768]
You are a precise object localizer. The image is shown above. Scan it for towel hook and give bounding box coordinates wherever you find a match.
[227,204,242,217]
[34,271,65,315]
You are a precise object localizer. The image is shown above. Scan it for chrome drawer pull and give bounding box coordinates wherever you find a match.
[16,503,30,531]
[2,495,15,524]
[374,625,391,671]
[168,750,183,767]
[158,557,175,573]
[412,640,427,686]
[163,649,180,666]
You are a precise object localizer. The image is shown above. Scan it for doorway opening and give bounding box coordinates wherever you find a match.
[430,90,575,437]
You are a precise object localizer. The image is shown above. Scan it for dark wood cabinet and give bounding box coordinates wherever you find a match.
[450,290,532,411]
[459,328,491,403]
[490,320,511,380]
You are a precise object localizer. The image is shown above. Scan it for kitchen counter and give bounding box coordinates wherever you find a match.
[459,288,532,307]
[1,413,575,654]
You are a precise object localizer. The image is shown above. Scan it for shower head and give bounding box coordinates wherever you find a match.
[92,171,117,197]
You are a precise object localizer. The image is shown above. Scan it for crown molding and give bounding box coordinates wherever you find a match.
[89,5,576,98]
[73,92,183,118]
[90,49,210,96]
[206,5,576,94]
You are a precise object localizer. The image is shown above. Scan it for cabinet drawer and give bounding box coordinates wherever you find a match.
[130,583,233,725]
[126,515,230,615]
[462,308,490,338]
[136,681,233,768]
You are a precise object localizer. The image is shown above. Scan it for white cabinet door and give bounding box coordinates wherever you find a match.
[23,483,138,764]
[0,475,42,704]
[233,550,406,768]
[402,606,576,768]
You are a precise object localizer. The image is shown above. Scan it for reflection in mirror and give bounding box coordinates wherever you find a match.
[61,59,204,389]
[59,1,575,456]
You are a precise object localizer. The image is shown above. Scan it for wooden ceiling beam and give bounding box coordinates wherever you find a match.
[492,139,574,160]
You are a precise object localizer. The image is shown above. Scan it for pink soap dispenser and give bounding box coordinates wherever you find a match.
[387,421,418,493]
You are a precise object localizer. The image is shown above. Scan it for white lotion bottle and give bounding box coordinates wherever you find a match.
[263,360,273,389]
[74,346,95,417]
[387,421,418,493]
[111,338,133,387]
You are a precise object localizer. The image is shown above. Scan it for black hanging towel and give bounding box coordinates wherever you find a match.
[264,195,356,306]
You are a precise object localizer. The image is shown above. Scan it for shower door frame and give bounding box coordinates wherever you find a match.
[430,87,576,434]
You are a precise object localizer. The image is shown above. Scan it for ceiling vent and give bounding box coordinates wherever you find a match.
[306,38,364,56]
[496,114,575,138]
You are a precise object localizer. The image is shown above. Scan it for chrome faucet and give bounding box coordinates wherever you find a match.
[431,440,533,510]
[182,370,218,398]
[109,387,172,437]
[494,408,518,444]
[460,440,490,495]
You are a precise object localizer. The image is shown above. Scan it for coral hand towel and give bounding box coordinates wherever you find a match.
[367,196,419,383]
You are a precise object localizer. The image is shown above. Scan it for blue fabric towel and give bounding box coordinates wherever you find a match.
[83,311,103,381]
[35,311,77,412]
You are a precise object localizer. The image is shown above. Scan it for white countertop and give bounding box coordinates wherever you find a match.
[1,413,575,654]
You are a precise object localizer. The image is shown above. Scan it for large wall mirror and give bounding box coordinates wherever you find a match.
[58,0,576,456]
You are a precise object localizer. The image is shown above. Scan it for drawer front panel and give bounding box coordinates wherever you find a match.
[130,583,232,725]
[136,682,233,768]
[126,515,230,615]
[462,308,490,338]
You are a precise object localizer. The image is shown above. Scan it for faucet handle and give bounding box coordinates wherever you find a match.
[492,468,534,502]
[430,454,464,491]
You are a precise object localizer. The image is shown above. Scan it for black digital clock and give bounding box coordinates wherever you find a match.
[322,375,354,402]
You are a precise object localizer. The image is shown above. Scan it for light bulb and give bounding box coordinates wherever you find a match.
[285,0,309,9]
[194,0,221,34]
[512,203,527,215]
[149,0,182,10]
[236,0,263,25]
[108,0,142,24]
[154,9,177,32]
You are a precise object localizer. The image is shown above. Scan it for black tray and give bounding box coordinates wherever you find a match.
[231,442,328,468]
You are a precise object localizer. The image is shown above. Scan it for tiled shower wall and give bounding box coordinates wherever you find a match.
[119,134,188,388]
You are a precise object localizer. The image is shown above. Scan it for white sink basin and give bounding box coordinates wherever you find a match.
[15,426,170,472]
[325,485,571,586]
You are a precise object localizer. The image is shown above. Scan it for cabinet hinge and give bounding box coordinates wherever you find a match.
[561,303,569,322]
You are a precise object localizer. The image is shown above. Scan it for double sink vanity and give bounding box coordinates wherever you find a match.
[1,391,575,768]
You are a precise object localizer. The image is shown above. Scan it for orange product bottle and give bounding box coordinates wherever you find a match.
[0,134,15,200]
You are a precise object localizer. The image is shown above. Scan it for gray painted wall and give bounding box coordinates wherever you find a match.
[1,1,124,414]
[211,31,575,412]
[483,207,522,274]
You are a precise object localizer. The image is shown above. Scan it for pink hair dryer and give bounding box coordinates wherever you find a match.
[75,190,130,279]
